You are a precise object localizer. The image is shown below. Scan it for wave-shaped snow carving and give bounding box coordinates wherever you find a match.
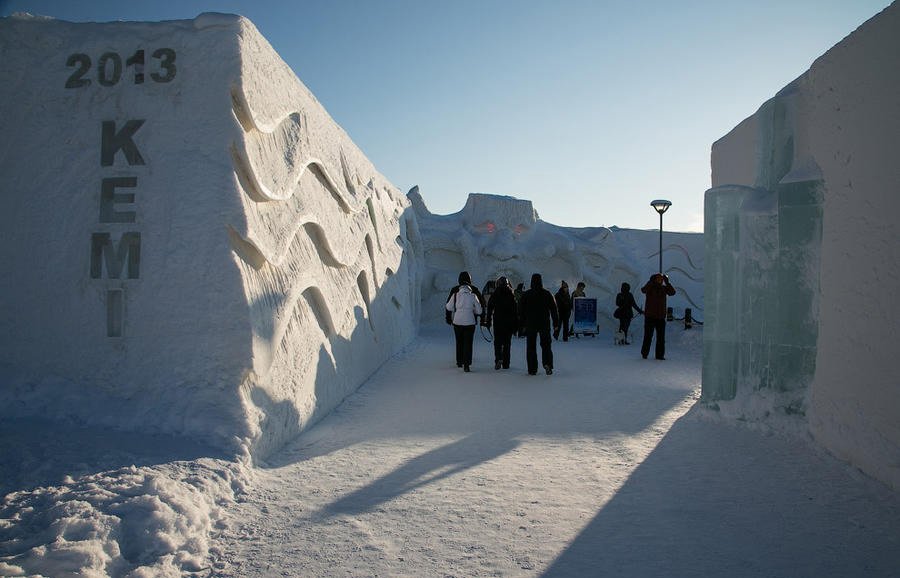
[231,89,360,210]
[226,46,424,458]
[231,82,306,136]
[674,285,704,311]
[231,158,365,268]
[648,243,703,271]
[302,222,345,269]
[301,285,336,338]
[231,190,379,372]
[233,147,354,211]
[665,266,703,283]
[261,218,399,364]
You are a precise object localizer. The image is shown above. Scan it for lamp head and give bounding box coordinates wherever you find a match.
[650,199,672,215]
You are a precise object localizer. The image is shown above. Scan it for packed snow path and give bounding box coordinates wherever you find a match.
[214,326,900,577]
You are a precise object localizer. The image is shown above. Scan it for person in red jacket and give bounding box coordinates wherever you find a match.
[640,273,676,360]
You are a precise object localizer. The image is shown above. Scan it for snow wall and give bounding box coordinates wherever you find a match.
[410,189,703,327]
[703,2,900,489]
[0,13,424,460]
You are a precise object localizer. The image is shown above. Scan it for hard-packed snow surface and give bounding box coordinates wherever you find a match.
[4,328,900,577]
[410,189,703,326]
[703,2,900,490]
[0,13,423,459]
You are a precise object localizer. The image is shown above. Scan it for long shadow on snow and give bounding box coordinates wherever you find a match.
[0,417,227,496]
[321,430,520,517]
[541,409,900,578]
[297,328,696,518]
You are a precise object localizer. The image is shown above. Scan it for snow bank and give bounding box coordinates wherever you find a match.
[704,2,900,489]
[0,13,423,459]
[0,456,248,577]
[410,189,703,326]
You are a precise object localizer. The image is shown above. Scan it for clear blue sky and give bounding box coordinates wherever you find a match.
[2,0,892,231]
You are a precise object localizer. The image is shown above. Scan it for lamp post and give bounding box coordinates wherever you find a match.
[650,199,671,274]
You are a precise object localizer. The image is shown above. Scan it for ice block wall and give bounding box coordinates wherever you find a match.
[704,2,900,489]
[704,89,824,406]
[0,13,423,459]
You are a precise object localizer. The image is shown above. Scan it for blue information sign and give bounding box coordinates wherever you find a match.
[572,297,597,335]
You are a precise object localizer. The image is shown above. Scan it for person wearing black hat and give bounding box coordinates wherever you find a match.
[485,276,518,370]
[514,282,526,337]
[446,271,484,371]
[572,281,587,299]
[614,282,643,344]
[519,273,559,375]
[554,280,572,341]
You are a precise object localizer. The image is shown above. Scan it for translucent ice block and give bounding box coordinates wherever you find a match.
[701,179,822,402]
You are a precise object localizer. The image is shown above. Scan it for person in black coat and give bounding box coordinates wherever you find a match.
[485,276,518,370]
[554,280,572,341]
[514,283,525,337]
[613,282,643,344]
[519,273,559,375]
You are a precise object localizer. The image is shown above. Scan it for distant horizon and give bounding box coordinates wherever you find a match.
[2,0,892,233]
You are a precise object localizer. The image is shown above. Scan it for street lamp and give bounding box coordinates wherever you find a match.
[650,199,671,274]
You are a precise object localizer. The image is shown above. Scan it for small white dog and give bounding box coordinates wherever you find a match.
[614,330,627,345]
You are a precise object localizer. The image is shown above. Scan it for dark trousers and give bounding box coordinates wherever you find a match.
[554,310,571,340]
[618,317,633,339]
[526,326,553,373]
[494,329,513,368]
[641,317,667,359]
[453,324,476,366]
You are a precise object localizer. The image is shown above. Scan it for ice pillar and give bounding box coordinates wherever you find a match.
[702,92,823,404]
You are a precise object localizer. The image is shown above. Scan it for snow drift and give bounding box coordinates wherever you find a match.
[0,13,423,459]
[410,189,703,328]
[703,2,900,489]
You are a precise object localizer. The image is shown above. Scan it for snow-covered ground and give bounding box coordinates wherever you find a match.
[5,322,898,577]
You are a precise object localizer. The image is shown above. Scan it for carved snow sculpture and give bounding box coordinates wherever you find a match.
[0,13,423,458]
[702,3,899,489]
[409,188,703,325]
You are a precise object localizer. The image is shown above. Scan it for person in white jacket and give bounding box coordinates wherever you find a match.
[446,272,483,372]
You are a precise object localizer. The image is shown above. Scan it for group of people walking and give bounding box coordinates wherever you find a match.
[446,271,559,375]
[446,271,676,373]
